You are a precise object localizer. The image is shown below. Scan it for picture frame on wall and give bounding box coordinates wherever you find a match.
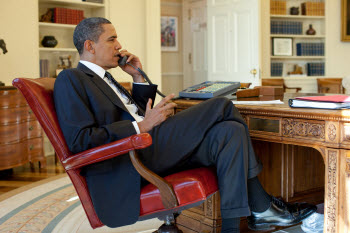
[341,0,350,41]
[272,38,293,56]
[161,16,178,52]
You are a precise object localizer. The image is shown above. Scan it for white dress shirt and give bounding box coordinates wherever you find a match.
[79,60,144,133]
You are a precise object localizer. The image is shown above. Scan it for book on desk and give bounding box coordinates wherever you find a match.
[289,95,350,109]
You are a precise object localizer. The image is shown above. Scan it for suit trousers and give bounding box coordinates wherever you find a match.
[139,97,262,218]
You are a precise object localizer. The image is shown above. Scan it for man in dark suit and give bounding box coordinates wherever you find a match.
[54,17,316,232]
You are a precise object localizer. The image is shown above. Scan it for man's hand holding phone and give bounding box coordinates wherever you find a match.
[138,94,177,133]
[118,50,145,83]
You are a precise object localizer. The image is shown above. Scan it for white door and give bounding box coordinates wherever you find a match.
[183,0,207,88]
[207,0,260,87]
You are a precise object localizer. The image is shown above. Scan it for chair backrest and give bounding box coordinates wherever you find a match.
[262,78,284,88]
[13,78,104,228]
[12,78,72,160]
[261,78,286,92]
[261,78,302,93]
[317,78,344,94]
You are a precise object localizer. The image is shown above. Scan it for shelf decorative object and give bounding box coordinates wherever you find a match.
[40,9,53,23]
[290,7,299,15]
[0,39,8,54]
[272,38,292,56]
[306,24,316,35]
[41,36,58,48]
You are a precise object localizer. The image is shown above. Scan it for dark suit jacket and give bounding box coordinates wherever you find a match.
[54,63,157,227]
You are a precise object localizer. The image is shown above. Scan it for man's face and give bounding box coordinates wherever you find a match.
[92,24,122,70]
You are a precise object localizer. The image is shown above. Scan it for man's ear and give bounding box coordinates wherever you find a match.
[84,40,95,54]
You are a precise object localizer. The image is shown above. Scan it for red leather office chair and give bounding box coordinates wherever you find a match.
[12,78,218,232]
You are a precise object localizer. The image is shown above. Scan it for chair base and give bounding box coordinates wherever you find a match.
[154,223,183,233]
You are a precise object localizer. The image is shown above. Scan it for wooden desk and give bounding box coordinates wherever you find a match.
[174,95,348,233]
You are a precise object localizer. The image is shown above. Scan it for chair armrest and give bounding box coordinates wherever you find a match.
[62,133,152,170]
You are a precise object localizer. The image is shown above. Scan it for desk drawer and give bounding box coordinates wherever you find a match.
[0,106,36,124]
[247,115,281,136]
[0,120,42,144]
[0,89,28,108]
[247,115,325,142]
[0,138,43,170]
[282,118,325,141]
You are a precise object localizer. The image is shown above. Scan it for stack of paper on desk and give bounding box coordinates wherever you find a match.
[289,95,350,109]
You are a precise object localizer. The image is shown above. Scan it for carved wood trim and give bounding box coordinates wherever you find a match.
[346,158,350,175]
[282,118,325,140]
[205,195,213,217]
[238,108,350,122]
[328,124,337,142]
[326,150,337,233]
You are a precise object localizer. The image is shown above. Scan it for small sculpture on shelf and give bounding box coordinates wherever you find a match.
[306,24,316,35]
[56,55,72,77]
[287,65,303,75]
[41,36,58,48]
[290,7,299,15]
[39,9,53,23]
[0,38,8,54]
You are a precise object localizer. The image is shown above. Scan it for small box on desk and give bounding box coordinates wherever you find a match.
[236,88,260,98]
[255,86,284,96]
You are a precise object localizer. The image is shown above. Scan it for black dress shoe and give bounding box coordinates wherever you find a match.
[247,196,317,231]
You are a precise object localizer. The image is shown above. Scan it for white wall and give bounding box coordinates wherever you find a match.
[326,0,350,77]
[161,0,183,96]
[0,0,39,86]
[109,0,162,98]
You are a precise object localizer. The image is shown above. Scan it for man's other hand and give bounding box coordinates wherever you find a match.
[138,94,177,133]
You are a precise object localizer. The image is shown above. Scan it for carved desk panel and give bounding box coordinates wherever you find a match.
[174,95,350,233]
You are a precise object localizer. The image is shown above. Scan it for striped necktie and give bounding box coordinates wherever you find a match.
[104,71,144,116]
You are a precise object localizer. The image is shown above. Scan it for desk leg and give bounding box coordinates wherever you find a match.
[337,150,350,233]
[324,149,339,233]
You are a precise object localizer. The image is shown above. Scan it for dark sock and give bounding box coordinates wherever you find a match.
[221,217,240,233]
[247,176,272,213]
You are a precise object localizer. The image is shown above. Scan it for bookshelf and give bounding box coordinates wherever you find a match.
[269,0,326,80]
[38,0,108,77]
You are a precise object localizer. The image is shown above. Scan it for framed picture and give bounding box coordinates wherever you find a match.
[341,0,350,41]
[272,38,293,56]
[161,16,178,52]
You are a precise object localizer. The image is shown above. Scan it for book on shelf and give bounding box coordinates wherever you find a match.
[40,59,49,78]
[52,7,84,25]
[271,21,302,35]
[307,62,325,76]
[296,42,324,56]
[289,95,350,109]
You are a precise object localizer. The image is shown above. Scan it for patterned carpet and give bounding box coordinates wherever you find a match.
[0,174,321,233]
[0,175,162,233]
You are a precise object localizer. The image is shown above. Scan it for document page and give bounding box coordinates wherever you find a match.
[231,100,284,105]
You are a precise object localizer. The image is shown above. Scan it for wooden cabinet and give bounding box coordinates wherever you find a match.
[0,87,45,170]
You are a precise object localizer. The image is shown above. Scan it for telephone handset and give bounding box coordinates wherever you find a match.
[118,55,166,97]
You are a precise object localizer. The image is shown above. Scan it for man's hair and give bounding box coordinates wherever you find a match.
[73,17,112,55]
